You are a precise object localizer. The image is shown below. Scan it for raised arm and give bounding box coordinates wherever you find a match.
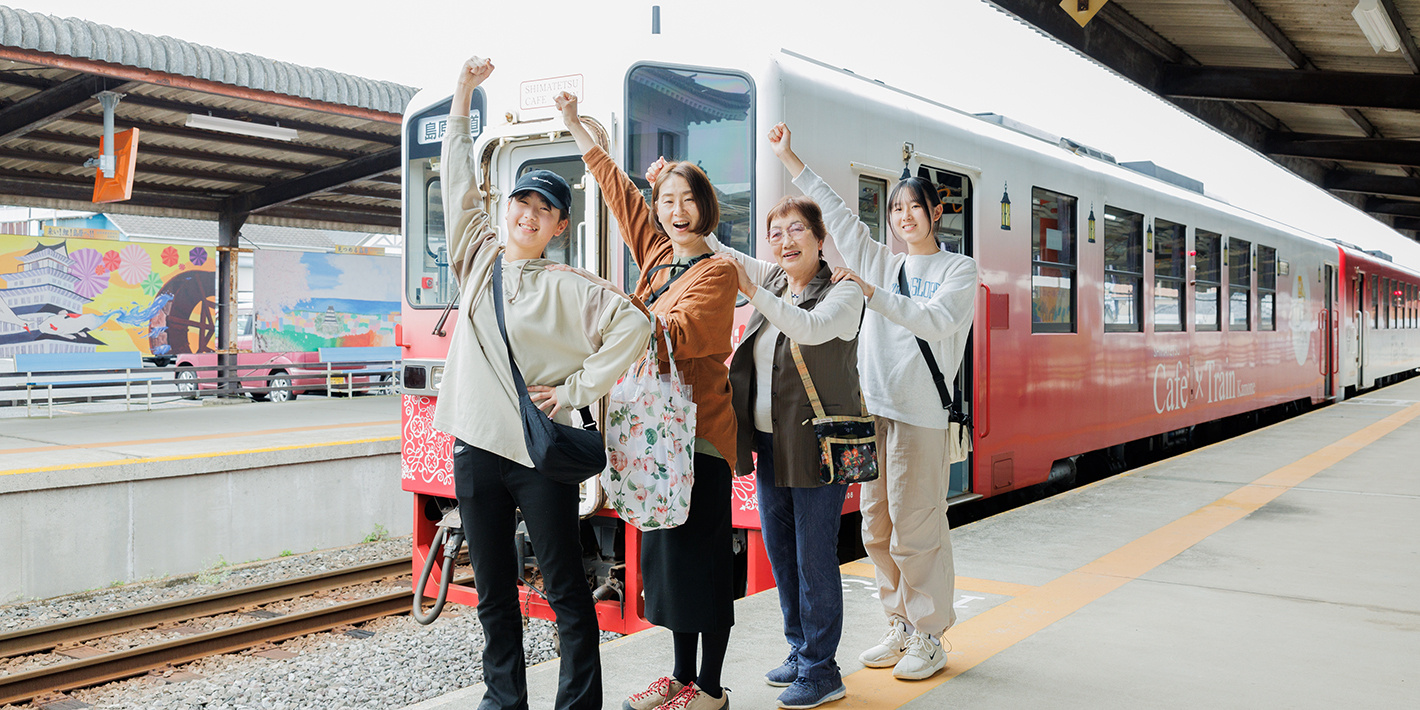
[748,280,864,346]
[557,91,664,270]
[770,123,894,281]
[704,234,781,290]
[442,56,497,283]
[866,257,978,342]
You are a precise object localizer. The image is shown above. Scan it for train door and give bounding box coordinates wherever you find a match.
[918,164,975,498]
[1354,273,1365,389]
[494,136,608,514]
[1324,264,1336,398]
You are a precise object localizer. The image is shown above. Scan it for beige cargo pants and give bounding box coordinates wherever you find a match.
[860,416,957,638]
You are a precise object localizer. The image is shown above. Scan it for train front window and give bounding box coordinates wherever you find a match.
[625,64,754,291]
[1031,187,1077,333]
[404,89,485,309]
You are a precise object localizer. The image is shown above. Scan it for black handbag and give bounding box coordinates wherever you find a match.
[491,254,607,484]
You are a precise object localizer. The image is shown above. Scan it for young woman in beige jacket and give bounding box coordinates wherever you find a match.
[433,57,652,710]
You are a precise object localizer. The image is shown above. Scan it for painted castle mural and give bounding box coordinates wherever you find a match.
[254,250,399,351]
[0,235,217,358]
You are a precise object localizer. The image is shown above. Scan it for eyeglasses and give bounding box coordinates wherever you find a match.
[767,222,807,243]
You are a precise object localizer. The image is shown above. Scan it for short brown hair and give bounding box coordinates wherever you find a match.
[652,161,720,236]
[766,196,827,244]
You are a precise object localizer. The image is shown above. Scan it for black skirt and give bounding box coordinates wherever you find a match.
[640,452,735,632]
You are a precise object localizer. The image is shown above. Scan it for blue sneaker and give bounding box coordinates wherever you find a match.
[776,677,846,709]
[764,653,798,687]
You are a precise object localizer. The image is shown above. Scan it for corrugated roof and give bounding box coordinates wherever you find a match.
[105,213,377,251]
[0,5,417,115]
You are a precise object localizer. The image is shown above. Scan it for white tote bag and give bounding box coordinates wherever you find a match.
[601,318,696,531]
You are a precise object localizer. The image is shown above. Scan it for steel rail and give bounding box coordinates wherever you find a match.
[0,557,412,658]
[0,573,474,706]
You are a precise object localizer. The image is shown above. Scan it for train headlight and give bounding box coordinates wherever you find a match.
[431,365,444,390]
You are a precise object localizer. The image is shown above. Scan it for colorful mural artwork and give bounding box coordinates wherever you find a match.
[0,234,217,358]
[254,250,400,351]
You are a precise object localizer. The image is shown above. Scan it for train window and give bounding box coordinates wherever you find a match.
[1195,230,1222,331]
[1383,278,1391,329]
[519,157,589,268]
[1257,245,1276,331]
[625,64,754,292]
[1228,238,1251,331]
[858,175,888,244]
[1372,276,1380,329]
[1154,219,1187,332]
[1102,206,1143,332]
[1031,187,1077,333]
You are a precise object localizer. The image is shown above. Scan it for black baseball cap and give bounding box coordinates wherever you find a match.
[511,169,572,213]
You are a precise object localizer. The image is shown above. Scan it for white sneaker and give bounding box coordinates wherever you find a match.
[858,616,909,668]
[892,630,947,680]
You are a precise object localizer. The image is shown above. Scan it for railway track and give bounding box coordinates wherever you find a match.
[0,556,465,706]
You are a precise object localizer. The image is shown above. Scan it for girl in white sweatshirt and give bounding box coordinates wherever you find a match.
[769,123,978,682]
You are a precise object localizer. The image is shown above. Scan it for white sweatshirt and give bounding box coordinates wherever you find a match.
[793,167,978,430]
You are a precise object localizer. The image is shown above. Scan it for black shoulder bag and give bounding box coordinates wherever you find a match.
[492,254,606,484]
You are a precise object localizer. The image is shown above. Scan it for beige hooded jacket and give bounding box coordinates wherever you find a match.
[431,115,652,467]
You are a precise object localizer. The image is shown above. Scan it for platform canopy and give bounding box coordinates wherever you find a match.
[990,0,1420,242]
[0,5,417,235]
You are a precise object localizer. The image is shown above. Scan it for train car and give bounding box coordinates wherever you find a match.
[397,47,1420,632]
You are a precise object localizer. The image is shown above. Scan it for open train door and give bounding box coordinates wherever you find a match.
[917,164,977,500]
[489,126,611,516]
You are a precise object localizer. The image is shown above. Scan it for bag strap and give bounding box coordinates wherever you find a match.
[492,254,594,428]
[788,341,829,421]
[642,253,711,307]
[898,264,953,411]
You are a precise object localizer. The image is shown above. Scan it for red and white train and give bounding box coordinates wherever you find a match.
[396,48,1420,632]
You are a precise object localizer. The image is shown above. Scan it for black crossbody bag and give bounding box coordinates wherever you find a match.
[492,255,606,484]
[897,265,973,464]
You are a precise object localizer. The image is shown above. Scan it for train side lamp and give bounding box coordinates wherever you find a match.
[1146,221,1154,253]
[1188,250,1197,286]
[1000,183,1011,230]
[1087,205,1096,243]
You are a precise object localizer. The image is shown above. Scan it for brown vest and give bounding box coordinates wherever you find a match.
[729,261,864,487]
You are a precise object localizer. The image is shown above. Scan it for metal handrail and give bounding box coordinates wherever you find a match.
[0,358,401,417]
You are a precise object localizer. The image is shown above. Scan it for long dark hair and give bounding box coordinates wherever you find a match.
[887,176,943,239]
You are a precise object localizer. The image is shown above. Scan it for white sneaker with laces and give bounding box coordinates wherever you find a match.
[892,630,948,680]
[858,616,909,668]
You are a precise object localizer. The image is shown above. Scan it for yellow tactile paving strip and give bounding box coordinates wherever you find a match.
[838,401,1420,707]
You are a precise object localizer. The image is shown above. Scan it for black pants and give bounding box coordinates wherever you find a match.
[454,440,602,710]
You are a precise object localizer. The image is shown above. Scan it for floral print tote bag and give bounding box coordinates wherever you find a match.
[602,317,696,530]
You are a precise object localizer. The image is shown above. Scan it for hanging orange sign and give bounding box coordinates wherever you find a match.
[92,128,140,204]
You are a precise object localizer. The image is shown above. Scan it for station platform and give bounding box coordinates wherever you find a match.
[0,394,402,601]
[405,378,1420,709]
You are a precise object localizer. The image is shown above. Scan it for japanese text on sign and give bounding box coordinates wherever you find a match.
[418,110,482,145]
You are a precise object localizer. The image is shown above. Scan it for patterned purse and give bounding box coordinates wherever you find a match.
[790,342,879,485]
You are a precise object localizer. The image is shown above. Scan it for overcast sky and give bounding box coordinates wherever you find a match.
[20,0,1420,268]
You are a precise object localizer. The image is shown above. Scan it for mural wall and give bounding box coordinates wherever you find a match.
[0,235,217,358]
[254,250,400,351]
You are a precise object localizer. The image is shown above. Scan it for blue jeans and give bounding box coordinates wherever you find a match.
[755,432,847,683]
